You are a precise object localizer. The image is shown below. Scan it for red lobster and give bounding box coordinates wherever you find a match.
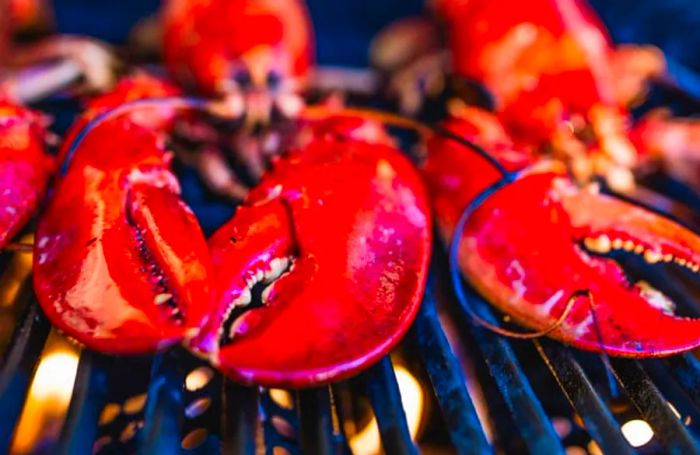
[377,0,700,193]
[0,101,52,251]
[33,75,432,386]
[426,106,700,356]
[161,0,314,196]
[0,0,115,254]
[32,75,216,354]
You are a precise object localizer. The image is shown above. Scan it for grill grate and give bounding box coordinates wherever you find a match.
[1,244,700,454]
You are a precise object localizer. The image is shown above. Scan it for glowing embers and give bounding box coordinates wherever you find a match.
[10,331,80,454]
[621,419,654,447]
[348,365,425,454]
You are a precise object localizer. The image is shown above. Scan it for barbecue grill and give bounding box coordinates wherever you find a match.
[1,226,700,454]
[4,1,700,453]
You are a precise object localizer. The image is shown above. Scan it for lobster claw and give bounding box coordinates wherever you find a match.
[455,162,700,356]
[190,135,431,387]
[34,118,213,353]
[0,101,53,250]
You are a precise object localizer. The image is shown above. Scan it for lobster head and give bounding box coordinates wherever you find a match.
[190,127,431,387]
[163,0,313,125]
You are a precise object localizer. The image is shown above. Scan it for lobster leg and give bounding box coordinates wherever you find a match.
[369,16,446,114]
[609,45,666,107]
[194,145,250,199]
[6,36,116,98]
[631,110,700,192]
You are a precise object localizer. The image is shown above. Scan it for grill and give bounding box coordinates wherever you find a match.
[1,226,700,454]
[4,4,700,451]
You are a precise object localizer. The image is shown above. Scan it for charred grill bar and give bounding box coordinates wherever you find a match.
[1,249,700,453]
[3,1,700,453]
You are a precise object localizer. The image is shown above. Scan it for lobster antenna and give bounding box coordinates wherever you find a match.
[63,101,511,177]
[3,242,34,252]
[300,105,511,177]
[59,96,221,175]
[583,291,621,399]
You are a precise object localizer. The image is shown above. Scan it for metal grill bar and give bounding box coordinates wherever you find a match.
[359,356,418,455]
[57,351,110,455]
[409,276,491,453]
[611,358,700,454]
[297,387,335,454]
[456,287,566,455]
[0,292,50,451]
[138,350,185,454]
[534,340,635,455]
[222,381,258,455]
[643,359,700,432]
[665,354,700,409]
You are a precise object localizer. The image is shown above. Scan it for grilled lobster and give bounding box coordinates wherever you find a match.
[161,0,313,196]
[426,106,700,356]
[0,101,52,251]
[0,0,115,254]
[32,74,217,353]
[33,75,431,386]
[374,0,700,193]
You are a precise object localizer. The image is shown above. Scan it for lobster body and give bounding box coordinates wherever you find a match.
[426,109,700,356]
[438,0,616,111]
[161,0,317,196]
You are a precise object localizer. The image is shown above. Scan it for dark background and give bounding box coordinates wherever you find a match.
[47,0,700,232]
[49,0,700,79]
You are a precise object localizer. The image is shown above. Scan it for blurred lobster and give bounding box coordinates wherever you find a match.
[0,101,53,252]
[0,0,116,253]
[160,0,389,200]
[160,0,314,197]
[372,0,700,193]
[33,74,431,386]
[425,106,700,356]
[1,0,115,102]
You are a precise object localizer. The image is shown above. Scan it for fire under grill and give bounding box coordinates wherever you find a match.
[1,234,700,454]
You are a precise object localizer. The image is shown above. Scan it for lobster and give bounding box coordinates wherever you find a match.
[374,0,700,193]
[0,0,116,254]
[160,0,314,197]
[32,74,217,354]
[191,116,430,387]
[33,75,432,386]
[425,106,700,356]
[0,101,53,252]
